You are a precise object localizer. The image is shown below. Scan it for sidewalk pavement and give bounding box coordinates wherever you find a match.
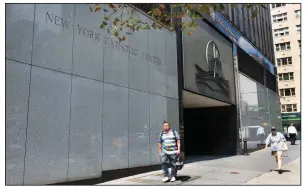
[245,158,300,185]
[98,141,300,185]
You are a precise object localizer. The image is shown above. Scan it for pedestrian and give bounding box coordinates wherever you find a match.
[288,124,298,145]
[265,126,287,174]
[257,126,265,144]
[158,120,181,182]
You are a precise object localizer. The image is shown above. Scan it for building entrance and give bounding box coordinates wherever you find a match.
[182,91,238,157]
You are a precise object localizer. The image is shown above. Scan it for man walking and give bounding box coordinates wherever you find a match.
[288,124,298,145]
[158,121,180,182]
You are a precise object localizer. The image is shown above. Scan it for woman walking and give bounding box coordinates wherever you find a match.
[265,126,287,174]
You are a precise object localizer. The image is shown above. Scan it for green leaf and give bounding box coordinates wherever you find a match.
[107,28,110,34]
[104,16,109,20]
[231,4,238,9]
[220,4,225,12]
[100,24,105,29]
[89,6,93,12]
[114,31,119,36]
[152,22,157,29]
[252,9,258,18]
[103,9,108,12]
[126,32,132,35]
[113,19,119,26]
[95,5,101,12]
[102,21,108,25]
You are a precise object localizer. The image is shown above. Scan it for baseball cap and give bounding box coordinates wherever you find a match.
[271,126,276,130]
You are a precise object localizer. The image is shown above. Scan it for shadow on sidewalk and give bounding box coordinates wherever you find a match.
[176,175,192,182]
[270,169,291,174]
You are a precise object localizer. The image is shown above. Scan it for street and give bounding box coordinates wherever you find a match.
[98,140,300,185]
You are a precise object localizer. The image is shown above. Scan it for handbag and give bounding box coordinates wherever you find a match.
[281,142,288,151]
[175,154,184,170]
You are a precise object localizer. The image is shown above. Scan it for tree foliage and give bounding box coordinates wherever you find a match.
[88,4,266,42]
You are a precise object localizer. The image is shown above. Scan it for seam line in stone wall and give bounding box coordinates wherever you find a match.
[164,28,168,99]
[147,24,151,165]
[5,58,31,66]
[128,88,130,168]
[127,13,130,168]
[22,4,36,185]
[66,4,75,181]
[101,5,106,176]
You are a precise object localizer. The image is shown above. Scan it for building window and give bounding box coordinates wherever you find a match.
[295,10,301,18]
[279,88,296,96]
[272,13,287,23]
[275,42,291,51]
[276,57,292,66]
[298,40,301,47]
[273,27,289,37]
[278,72,294,81]
[281,104,297,112]
[272,4,286,8]
[296,25,301,32]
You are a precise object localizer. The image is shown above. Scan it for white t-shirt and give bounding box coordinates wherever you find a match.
[288,126,298,134]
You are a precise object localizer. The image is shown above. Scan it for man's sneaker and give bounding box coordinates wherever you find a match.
[162,177,170,182]
[170,176,176,182]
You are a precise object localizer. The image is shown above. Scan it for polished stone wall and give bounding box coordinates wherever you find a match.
[239,73,282,149]
[6,4,179,185]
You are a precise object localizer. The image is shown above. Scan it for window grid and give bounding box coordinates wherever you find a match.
[272,4,286,8]
[272,13,287,23]
[281,104,297,112]
[273,27,289,37]
[279,88,296,96]
[275,42,291,51]
[278,72,294,81]
[276,57,292,66]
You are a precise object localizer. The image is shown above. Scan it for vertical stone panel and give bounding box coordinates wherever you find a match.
[73,4,104,81]
[32,4,74,73]
[165,31,178,99]
[102,83,129,170]
[68,76,103,181]
[128,89,150,167]
[6,60,31,185]
[24,67,71,185]
[149,94,167,165]
[128,13,150,92]
[5,4,35,64]
[148,27,166,96]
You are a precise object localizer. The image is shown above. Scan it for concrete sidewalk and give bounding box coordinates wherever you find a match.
[245,158,300,185]
[98,141,300,185]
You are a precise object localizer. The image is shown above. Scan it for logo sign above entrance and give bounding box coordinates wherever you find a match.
[205,40,224,79]
[183,17,235,105]
[195,40,230,98]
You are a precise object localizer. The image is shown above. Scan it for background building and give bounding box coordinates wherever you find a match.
[270,4,301,138]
